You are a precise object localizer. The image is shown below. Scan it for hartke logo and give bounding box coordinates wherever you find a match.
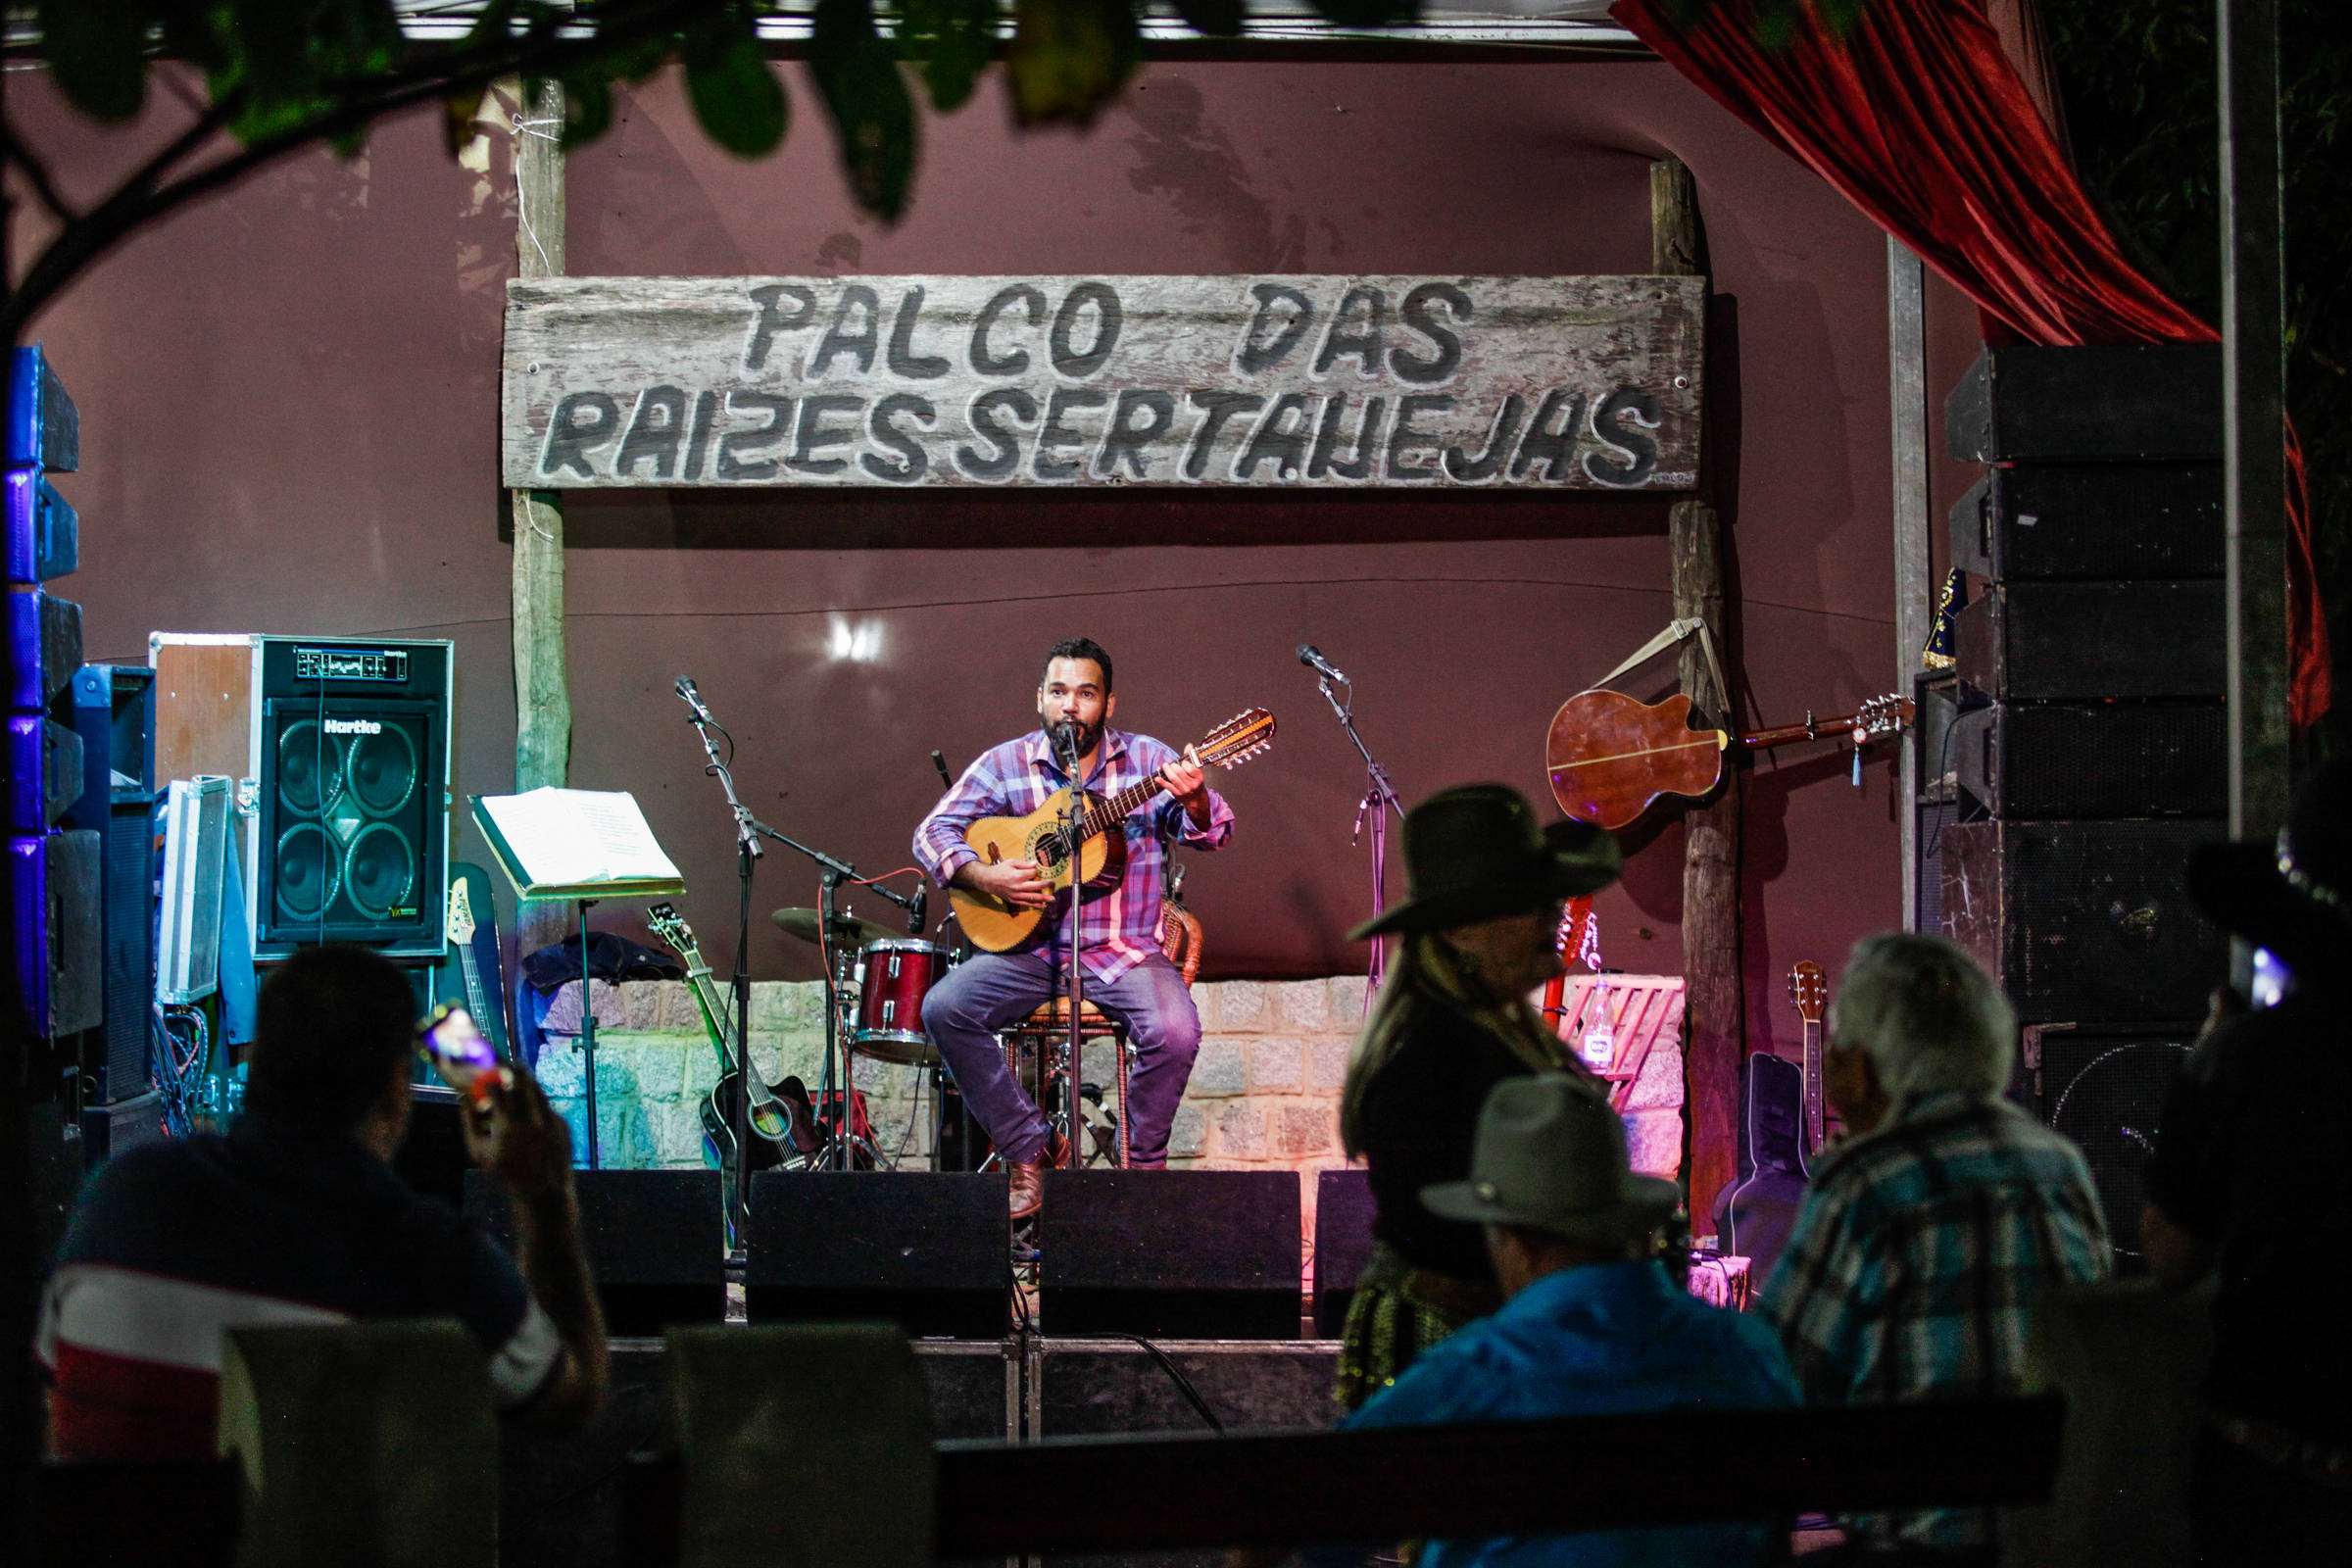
[322,718,383,735]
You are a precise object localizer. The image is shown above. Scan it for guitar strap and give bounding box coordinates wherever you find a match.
[1581,616,1732,721]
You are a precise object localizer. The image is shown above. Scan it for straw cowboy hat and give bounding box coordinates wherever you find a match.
[1421,1073,1681,1245]
[2187,757,2352,978]
[1348,784,1621,941]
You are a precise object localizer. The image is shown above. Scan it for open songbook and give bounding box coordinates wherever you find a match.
[469,788,686,900]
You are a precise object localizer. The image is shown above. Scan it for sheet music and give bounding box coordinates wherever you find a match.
[475,787,681,889]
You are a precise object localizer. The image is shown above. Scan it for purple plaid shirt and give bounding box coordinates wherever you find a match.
[915,726,1233,982]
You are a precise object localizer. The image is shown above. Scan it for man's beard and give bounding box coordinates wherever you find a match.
[1046,716,1102,762]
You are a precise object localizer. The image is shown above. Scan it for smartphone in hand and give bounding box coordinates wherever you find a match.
[418,1004,506,1101]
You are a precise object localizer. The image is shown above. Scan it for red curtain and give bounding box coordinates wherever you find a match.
[1613,0,2329,725]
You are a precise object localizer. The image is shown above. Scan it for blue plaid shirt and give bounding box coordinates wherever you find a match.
[1759,1090,2110,1550]
[914,726,1232,982]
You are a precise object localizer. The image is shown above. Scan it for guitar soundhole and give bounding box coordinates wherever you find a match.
[1035,833,1069,875]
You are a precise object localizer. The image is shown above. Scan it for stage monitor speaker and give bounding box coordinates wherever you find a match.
[1031,1339,1342,1438]
[9,827,100,1038]
[1941,818,2227,1023]
[1945,344,2220,464]
[9,344,79,470]
[466,1168,725,1335]
[153,633,454,961]
[1949,463,2223,582]
[4,467,78,584]
[744,1171,1009,1339]
[1954,580,2225,703]
[1041,1170,1301,1340]
[2026,1022,2196,1275]
[7,588,81,712]
[1311,1167,1375,1339]
[1953,702,2226,819]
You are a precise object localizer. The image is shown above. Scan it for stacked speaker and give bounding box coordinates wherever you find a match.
[151,634,453,963]
[1936,343,2226,1269]
[7,346,99,1079]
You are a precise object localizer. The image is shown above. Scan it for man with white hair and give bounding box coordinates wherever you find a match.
[1759,932,2109,1564]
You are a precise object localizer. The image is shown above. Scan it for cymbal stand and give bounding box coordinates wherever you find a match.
[1315,668,1406,1004]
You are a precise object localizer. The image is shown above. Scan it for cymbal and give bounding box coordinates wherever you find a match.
[769,906,899,947]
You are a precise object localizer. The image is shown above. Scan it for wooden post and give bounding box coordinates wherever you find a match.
[1653,160,1740,1222]
[511,78,572,958]
[1887,240,1932,930]
[2218,0,2290,924]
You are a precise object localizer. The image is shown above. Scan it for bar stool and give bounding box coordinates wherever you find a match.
[997,898,1203,1169]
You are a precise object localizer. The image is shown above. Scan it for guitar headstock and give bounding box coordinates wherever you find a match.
[446,878,475,946]
[1788,959,1827,1023]
[646,902,696,956]
[1854,695,1915,739]
[1198,708,1276,769]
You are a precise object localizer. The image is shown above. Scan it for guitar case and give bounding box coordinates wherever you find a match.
[1710,1051,1811,1288]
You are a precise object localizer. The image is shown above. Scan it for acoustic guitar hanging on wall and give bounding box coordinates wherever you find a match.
[1544,690,1914,830]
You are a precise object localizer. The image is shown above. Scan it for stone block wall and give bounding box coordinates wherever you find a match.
[531,974,1684,1285]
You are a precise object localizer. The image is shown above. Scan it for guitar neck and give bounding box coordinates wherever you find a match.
[673,949,738,1071]
[1802,1018,1825,1152]
[455,945,494,1039]
[1075,774,1169,843]
[1740,711,1867,753]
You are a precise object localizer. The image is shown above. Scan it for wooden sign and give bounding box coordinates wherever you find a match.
[501,274,1702,491]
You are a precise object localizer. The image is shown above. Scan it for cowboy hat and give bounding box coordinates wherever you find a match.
[1348,784,1620,941]
[2187,757,2352,978]
[1421,1073,1680,1245]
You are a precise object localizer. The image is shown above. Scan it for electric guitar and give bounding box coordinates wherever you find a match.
[643,905,817,1186]
[1789,959,1828,1156]
[427,862,510,1061]
[949,708,1276,953]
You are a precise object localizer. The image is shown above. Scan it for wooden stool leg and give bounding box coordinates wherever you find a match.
[1118,1033,1136,1169]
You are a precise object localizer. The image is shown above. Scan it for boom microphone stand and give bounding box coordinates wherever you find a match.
[1302,647,1405,1003]
[675,678,761,1252]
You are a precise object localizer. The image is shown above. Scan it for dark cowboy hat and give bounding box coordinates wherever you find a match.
[2186,757,2352,978]
[1348,784,1621,941]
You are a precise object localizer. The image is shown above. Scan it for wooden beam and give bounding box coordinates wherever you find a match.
[1652,159,1739,1224]
[510,77,572,958]
[1887,239,1932,930]
[2218,0,2290,905]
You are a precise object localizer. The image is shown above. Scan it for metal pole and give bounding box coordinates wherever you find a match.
[1887,239,1932,931]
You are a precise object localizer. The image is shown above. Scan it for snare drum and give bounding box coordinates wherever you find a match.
[852,939,950,1064]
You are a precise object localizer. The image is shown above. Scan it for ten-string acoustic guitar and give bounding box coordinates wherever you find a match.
[951,708,1276,954]
[1544,689,1914,830]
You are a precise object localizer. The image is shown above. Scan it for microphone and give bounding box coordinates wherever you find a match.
[1297,644,1348,683]
[931,750,955,789]
[907,888,927,936]
[674,676,715,724]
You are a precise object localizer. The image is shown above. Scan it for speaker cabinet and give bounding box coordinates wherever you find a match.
[4,468,78,584]
[744,1171,1010,1339]
[1311,1168,1375,1339]
[1954,580,2225,702]
[86,791,159,1102]
[9,828,99,1037]
[1949,464,2223,582]
[7,713,81,831]
[65,664,156,820]
[151,633,452,961]
[1944,344,2221,463]
[1941,818,2227,1023]
[2026,1022,2196,1274]
[8,589,81,712]
[1041,1170,1301,1339]
[466,1168,725,1335]
[1952,702,2226,819]
[1029,1339,1341,1438]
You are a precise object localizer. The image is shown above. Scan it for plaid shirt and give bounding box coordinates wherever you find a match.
[1758,1090,2111,1550]
[914,726,1232,983]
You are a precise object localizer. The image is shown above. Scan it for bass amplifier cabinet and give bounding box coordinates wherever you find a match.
[1941,818,2227,1023]
[1954,580,2225,702]
[1949,463,2224,581]
[1945,344,2222,463]
[466,1168,725,1335]
[151,633,452,961]
[1041,1170,1301,1339]
[744,1170,1010,1340]
[1952,702,2226,819]
[2026,1021,2196,1274]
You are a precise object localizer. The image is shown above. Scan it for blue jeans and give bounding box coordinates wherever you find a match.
[922,950,1200,1166]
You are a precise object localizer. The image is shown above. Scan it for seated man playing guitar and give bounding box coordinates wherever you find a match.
[914,637,1233,1218]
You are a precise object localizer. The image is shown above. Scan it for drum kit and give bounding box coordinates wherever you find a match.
[768,905,954,1069]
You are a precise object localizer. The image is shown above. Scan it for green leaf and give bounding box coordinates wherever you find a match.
[683,22,789,158]
[810,0,918,220]
[559,70,615,150]
[1005,0,1140,127]
[38,0,151,122]
[1169,0,1247,36]
[895,0,998,114]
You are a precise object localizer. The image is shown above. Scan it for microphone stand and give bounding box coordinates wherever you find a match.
[1054,724,1088,1193]
[1315,669,1406,1003]
[681,698,762,1255]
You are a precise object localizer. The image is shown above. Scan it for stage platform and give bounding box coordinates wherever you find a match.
[500,1333,1343,1568]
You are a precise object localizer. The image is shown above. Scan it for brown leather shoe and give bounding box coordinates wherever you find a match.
[1008,1131,1071,1221]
